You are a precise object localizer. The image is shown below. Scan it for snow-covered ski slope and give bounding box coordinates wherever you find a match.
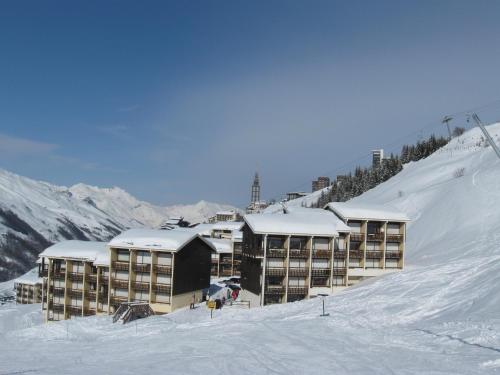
[2,124,500,374]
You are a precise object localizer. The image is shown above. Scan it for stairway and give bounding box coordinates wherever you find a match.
[112,302,154,324]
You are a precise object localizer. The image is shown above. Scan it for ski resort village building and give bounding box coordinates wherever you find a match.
[14,268,43,304]
[107,229,214,315]
[240,205,409,307]
[39,241,110,321]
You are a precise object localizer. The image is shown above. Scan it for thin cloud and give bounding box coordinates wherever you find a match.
[97,125,130,139]
[0,133,58,156]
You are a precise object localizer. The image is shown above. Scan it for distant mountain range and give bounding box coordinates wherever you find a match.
[0,168,238,281]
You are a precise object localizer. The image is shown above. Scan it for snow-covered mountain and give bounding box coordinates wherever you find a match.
[2,124,500,374]
[0,169,238,281]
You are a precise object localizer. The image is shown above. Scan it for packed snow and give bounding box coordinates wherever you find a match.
[40,240,108,262]
[2,124,500,373]
[326,202,410,221]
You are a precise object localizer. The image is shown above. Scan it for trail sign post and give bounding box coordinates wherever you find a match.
[207,300,216,319]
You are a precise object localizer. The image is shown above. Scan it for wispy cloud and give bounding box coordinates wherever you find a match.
[117,105,140,113]
[0,133,58,156]
[97,125,130,139]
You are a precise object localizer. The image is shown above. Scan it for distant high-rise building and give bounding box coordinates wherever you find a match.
[372,149,384,167]
[312,176,330,192]
[247,172,268,214]
[251,172,260,203]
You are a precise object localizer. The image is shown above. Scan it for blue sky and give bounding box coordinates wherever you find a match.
[1,0,500,207]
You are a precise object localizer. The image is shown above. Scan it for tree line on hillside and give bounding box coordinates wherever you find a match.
[309,129,464,208]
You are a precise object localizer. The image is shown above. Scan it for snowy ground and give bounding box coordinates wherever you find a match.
[2,125,500,374]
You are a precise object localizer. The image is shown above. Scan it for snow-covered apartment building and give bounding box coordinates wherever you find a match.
[39,229,215,321]
[14,269,43,304]
[240,203,409,307]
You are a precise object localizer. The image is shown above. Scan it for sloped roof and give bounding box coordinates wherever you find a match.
[109,228,215,252]
[40,240,109,263]
[212,221,244,231]
[244,209,350,236]
[325,202,410,222]
[206,238,233,254]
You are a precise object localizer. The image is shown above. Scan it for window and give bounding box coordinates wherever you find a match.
[332,276,344,286]
[290,237,307,250]
[268,237,285,249]
[117,250,130,262]
[365,258,380,268]
[367,222,382,235]
[313,238,329,251]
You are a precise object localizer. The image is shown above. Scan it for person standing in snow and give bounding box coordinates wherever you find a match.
[190,293,196,309]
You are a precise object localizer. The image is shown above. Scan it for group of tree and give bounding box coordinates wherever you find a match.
[309,130,456,208]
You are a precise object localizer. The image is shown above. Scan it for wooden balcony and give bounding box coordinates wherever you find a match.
[311,279,329,287]
[87,290,97,299]
[266,267,286,276]
[39,269,48,277]
[132,263,151,273]
[98,294,109,303]
[265,285,285,294]
[289,249,310,258]
[68,289,83,298]
[52,303,64,313]
[86,274,97,282]
[287,287,308,295]
[153,264,172,275]
[386,234,404,242]
[220,259,233,266]
[132,281,150,291]
[110,296,128,305]
[311,268,330,277]
[84,308,97,316]
[367,233,385,241]
[67,305,82,315]
[112,261,129,271]
[100,275,109,284]
[332,268,347,276]
[312,250,331,259]
[288,268,308,276]
[112,279,129,289]
[385,251,402,259]
[67,272,84,282]
[349,250,363,259]
[366,251,383,259]
[335,250,347,258]
[53,287,65,297]
[154,283,171,294]
[350,233,365,242]
[267,248,287,258]
[53,271,66,280]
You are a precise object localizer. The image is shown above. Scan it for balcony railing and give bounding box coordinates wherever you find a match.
[332,268,347,276]
[154,283,171,294]
[113,279,129,289]
[132,281,150,291]
[86,274,97,282]
[265,285,285,294]
[311,268,330,276]
[68,289,83,298]
[312,250,331,259]
[267,248,287,258]
[385,251,402,259]
[367,233,385,241]
[67,273,84,282]
[350,233,365,242]
[266,267,286,276]
[112,261,130,271]
[386,234,404,242]
[100,275,109,284]
[39,269,48,277]
[349,250,363,259]
[132,263,151,273]
[220,259,233,265]
[84,308,97,316]
[366,251,383,259]
[53,287,65,297]
[311,279,329,287]
[335,250,347,258]
[110,296,128,305]
[53,271,66,280]
[153,264,172,275]
[288,268,308,276]
[220,269,232,277]
[98,294,109,303]
[289,249,309,258]
[287,287,308,295]
[87,290,97,299]
[52,303,64,313]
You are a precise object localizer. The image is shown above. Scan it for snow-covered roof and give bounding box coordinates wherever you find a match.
[244,209,350,236]
[216,210,237,216]
[40,240,109,263]
[325,202,410,222]
[212,221,244,231]
[14,268,41,286]
[109,228,215,252]
[188,223,215,237]
[206,238,233,254]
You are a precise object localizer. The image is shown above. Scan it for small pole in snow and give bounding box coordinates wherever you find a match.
[318,294,330,317]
